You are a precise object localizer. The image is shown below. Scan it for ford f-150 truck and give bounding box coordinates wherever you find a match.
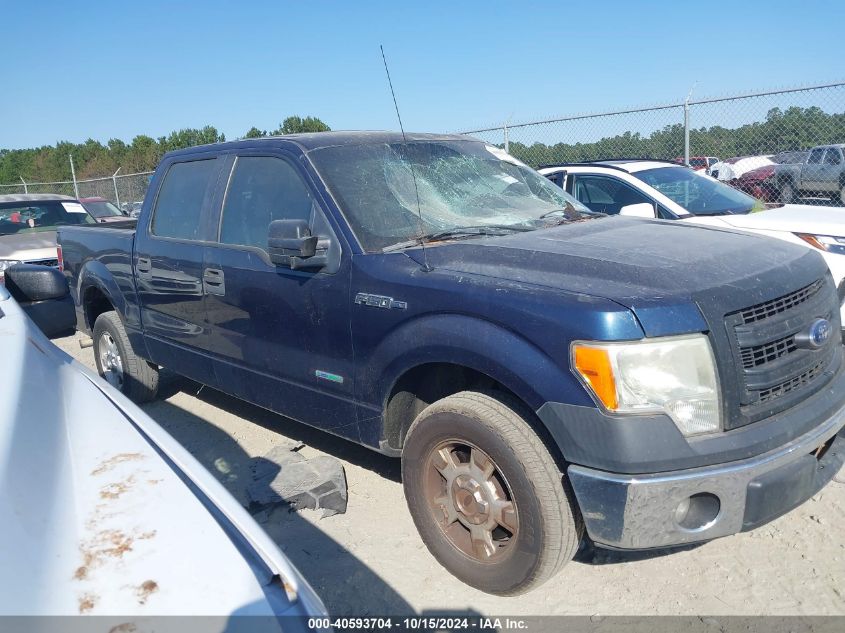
[58,133,845,596]
[775,144,845,205]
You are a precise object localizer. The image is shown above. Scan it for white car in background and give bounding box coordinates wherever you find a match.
[539,160,845,326]
[0,265,327,622]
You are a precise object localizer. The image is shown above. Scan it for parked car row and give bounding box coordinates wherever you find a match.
[704,145,844,206]
[53,132,845,596]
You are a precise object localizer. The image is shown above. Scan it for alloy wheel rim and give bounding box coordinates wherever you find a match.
[423,440,518,562]
[98,332,124,389]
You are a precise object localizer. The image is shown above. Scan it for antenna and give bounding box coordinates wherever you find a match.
[380,45,432,272]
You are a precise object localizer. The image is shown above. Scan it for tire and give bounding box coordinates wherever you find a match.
[92,311,159,403]
[839,183,845,206]
[780,181,795,204]
[401,391,583,595]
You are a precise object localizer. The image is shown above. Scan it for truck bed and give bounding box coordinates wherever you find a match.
[58,222,138,334]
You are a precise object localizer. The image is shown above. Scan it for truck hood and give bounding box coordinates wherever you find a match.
[0,288,324,618]
[0,230,58,261]
[408,216,827,336]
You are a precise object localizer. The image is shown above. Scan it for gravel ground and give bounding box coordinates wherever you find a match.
[55,333,845,616]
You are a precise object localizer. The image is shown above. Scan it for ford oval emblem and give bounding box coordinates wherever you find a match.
[796,318,832,350]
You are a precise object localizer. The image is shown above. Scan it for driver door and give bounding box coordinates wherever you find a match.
[202,151,357,437]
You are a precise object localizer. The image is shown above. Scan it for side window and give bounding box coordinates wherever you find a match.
[824,149,842,165]
[808,148,825,164]
[220,156,315,250]
[151,159,217,240]
[572,175,652,215]
[544,172,565,189]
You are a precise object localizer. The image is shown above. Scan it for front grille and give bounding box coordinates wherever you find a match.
[738,279,822,325]
[758,360,826,403]
[724,276,840,429]
[740,333,797,369]
[25,258,59,267]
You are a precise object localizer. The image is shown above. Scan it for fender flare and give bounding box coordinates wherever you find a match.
[363,313,594,415]
[77,259,128,330]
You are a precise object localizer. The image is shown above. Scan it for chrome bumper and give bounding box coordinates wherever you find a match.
[568,403,845,550]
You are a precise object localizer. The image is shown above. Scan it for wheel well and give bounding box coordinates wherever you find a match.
[383,363,565,468]
[83,286,114,332]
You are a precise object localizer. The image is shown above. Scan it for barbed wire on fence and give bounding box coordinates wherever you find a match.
[461,80,845,170]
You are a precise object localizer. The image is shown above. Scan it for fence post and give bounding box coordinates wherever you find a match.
[683,84,696,166]
[19,177,27,193]
[69,154,80,199]
[503,124,509,153]
[112,167,122,207]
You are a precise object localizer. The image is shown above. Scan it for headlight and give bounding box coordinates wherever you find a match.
[572,334,722,436]
[0,260,22,275]
[796,234,845,256]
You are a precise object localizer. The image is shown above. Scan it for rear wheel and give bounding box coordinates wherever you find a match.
[92,311,159,402]
[402,391,582,595]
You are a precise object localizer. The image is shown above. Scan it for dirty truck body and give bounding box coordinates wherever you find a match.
[59,133,845,595]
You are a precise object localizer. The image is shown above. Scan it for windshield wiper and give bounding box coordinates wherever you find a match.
[382,224,531,253]
[539,206,606,223]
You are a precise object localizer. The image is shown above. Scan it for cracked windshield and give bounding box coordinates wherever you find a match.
[309,139,597,251]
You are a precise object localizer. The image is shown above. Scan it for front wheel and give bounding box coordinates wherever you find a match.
[402,391,583,595]
[92,311,159,403]
[780,181,796,203]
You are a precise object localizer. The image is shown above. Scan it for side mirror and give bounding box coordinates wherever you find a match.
[268,219,327,270]
[619,202,656,218]
[4,264,76,338]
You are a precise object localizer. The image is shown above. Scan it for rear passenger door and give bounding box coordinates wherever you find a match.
[134,154,223,384]
[819,148,843,193]
[202,152,357,437]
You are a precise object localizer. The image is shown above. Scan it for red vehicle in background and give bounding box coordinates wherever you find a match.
[731,151,810,202]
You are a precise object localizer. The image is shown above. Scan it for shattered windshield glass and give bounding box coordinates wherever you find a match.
[308,139,597,252]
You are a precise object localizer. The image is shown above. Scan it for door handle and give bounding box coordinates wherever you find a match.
[137,257,152,276]
[203,267,225,296]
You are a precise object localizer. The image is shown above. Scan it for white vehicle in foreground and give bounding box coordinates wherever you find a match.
[0,265,326,623]
[539,160,845,327]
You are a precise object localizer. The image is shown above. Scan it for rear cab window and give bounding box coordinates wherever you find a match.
[807,148,825,164]
[150,159,218,240]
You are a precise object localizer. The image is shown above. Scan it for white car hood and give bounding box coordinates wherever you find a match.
[0,288,324,618]
[714,156,773,181]
[713,205,845,237]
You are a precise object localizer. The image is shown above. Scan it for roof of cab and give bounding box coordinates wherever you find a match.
[163,131,477,159]
[0,193,77,204]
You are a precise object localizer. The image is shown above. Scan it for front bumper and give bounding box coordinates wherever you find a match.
[567,401,845,550]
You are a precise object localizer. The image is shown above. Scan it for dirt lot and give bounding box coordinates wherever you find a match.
[54,333,845,616]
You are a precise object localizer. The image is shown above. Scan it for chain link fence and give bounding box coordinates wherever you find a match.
[462,81,845,173]
[0,171,153,213]
[3,81,843,208]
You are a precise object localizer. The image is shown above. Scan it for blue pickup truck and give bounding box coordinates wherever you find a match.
[59,133,845,595]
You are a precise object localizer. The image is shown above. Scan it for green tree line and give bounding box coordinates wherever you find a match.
[502,106,845,167]
[0,116,330,184]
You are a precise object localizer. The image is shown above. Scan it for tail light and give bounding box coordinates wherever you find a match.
[57,245,64,272]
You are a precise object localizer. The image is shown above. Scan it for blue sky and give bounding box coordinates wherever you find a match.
[2,0,843,149]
